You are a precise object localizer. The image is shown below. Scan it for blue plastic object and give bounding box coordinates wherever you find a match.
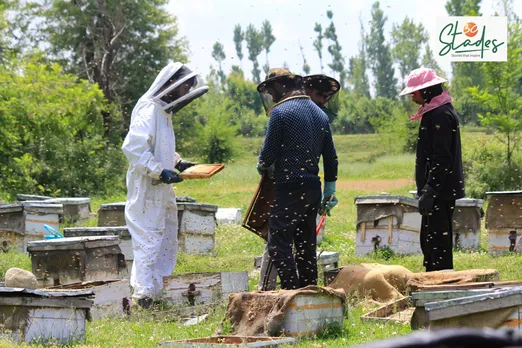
[44,224,63,239]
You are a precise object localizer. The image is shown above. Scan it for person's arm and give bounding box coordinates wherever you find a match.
[258,108,284,167]
[426,110,454,193]
[322,122,338,183]
[122,105,163,179]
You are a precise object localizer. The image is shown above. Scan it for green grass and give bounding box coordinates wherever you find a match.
[2,132,520,347]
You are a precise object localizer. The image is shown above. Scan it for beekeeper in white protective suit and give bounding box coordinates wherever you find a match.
[122,62,209,309]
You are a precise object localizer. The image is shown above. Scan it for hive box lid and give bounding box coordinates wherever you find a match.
[177,203,218,212]
[455,198,485,207]
[0,203,23,214]
[99,202,126,211]
[486,190,522,196]
[44,197,91,205]
[27,235,120,251]
[63,226,130,238]
[21,202,63,214]
[354,195,418,208]
[16,194,52,201]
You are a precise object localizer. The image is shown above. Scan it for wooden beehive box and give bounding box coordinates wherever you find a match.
[423,286,522,330]
[44,279,130,320]
[159,336,295,347]
[97,202,126,227]
[486,191,522,255]
[42,197,91,222]
[282,292,344,337]
[63,227,133,275]
[0,202,63,253]
[0,287,93,344]
[162,272,248,306]
[178,203,218,255]
[355,196,422,256]
[27,236,128,287]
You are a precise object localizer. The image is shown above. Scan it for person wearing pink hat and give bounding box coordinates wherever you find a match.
[400,67,465,272]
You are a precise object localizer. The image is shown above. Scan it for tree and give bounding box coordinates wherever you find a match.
[21,0,188,137]
[324,10,346,88]
[245,24,264,83]
[298,40,311,75]
[233,24,244,69]
[469,25,522,168]
[212,41,226,85]
[391,17,428,86]
[348,16,370,98]
[261,20,275,74]
[445,0,485,124]
[366,1,397,99]
[313,23,324,73]
[421,44,443,73]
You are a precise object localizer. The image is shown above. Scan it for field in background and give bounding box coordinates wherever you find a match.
[3,131,522,347]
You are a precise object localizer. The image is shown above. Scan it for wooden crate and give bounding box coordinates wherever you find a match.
[361,297,414,324]
[0,288,93,344]
[45,280,130,320]
[63,227,133,275]
[282,293,344,337]
[355,196,421,256]
[178,203,218,255]
[162,272,248,306]
[27,236,127,287]
[486,191,522,255]
[159,336,295,347]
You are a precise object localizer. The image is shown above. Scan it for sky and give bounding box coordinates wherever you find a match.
[170,0,521,84]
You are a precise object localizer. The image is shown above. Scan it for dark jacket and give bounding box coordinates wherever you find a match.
[415,103,465,200]
[259,97,338,187]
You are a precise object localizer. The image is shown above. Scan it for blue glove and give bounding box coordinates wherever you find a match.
[256,162,266,176]
[159,169,183,184]
[320,181,338,216]
[175,159,197,173]
[256,162,275,180]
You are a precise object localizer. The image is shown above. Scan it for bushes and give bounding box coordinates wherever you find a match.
[0,58,126,200]
[462,135,522,199]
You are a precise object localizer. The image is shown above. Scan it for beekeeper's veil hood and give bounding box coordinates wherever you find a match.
[145,62,209,114]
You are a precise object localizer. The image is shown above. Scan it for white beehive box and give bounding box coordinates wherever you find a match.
[45,280,131,320]
[0,288,93,344]
[486,191,522,255]
[63,227,133,275]
[453,198,484,250]
[27,236,128,287]
[178,203,218,255]
[282,292,344,337]
[162,272,248,306]
[355,196,422,256]
[216,208,242,225]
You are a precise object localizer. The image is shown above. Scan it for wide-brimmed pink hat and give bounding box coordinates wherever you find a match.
[399,68,447,96]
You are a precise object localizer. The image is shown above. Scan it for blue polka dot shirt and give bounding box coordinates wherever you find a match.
[259,97,338,186]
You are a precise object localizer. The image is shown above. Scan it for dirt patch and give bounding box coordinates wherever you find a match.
[337,178,414,193]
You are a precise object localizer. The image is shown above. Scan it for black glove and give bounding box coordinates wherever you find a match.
[159,169,183,184]
[418,184,437,216]
[175,160,197,173]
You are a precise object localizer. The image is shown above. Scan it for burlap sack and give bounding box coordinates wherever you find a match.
[4,267,38,289]
[220,285,345,337]
[329,263,413,302]
[406,269,500,292]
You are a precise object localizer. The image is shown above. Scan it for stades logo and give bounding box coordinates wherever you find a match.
[435,16,507,62]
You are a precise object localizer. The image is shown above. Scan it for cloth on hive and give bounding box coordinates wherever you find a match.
[406,269,500,291]
[4,267,39,289]
[355,204,418,229]
[328,263,413,302]
[220,285,345,337]
[485,195,522,229]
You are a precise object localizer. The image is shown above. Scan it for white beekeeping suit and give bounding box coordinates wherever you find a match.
[122,62,208,307]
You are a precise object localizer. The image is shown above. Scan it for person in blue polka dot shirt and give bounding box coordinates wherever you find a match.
[256,68,339,290]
